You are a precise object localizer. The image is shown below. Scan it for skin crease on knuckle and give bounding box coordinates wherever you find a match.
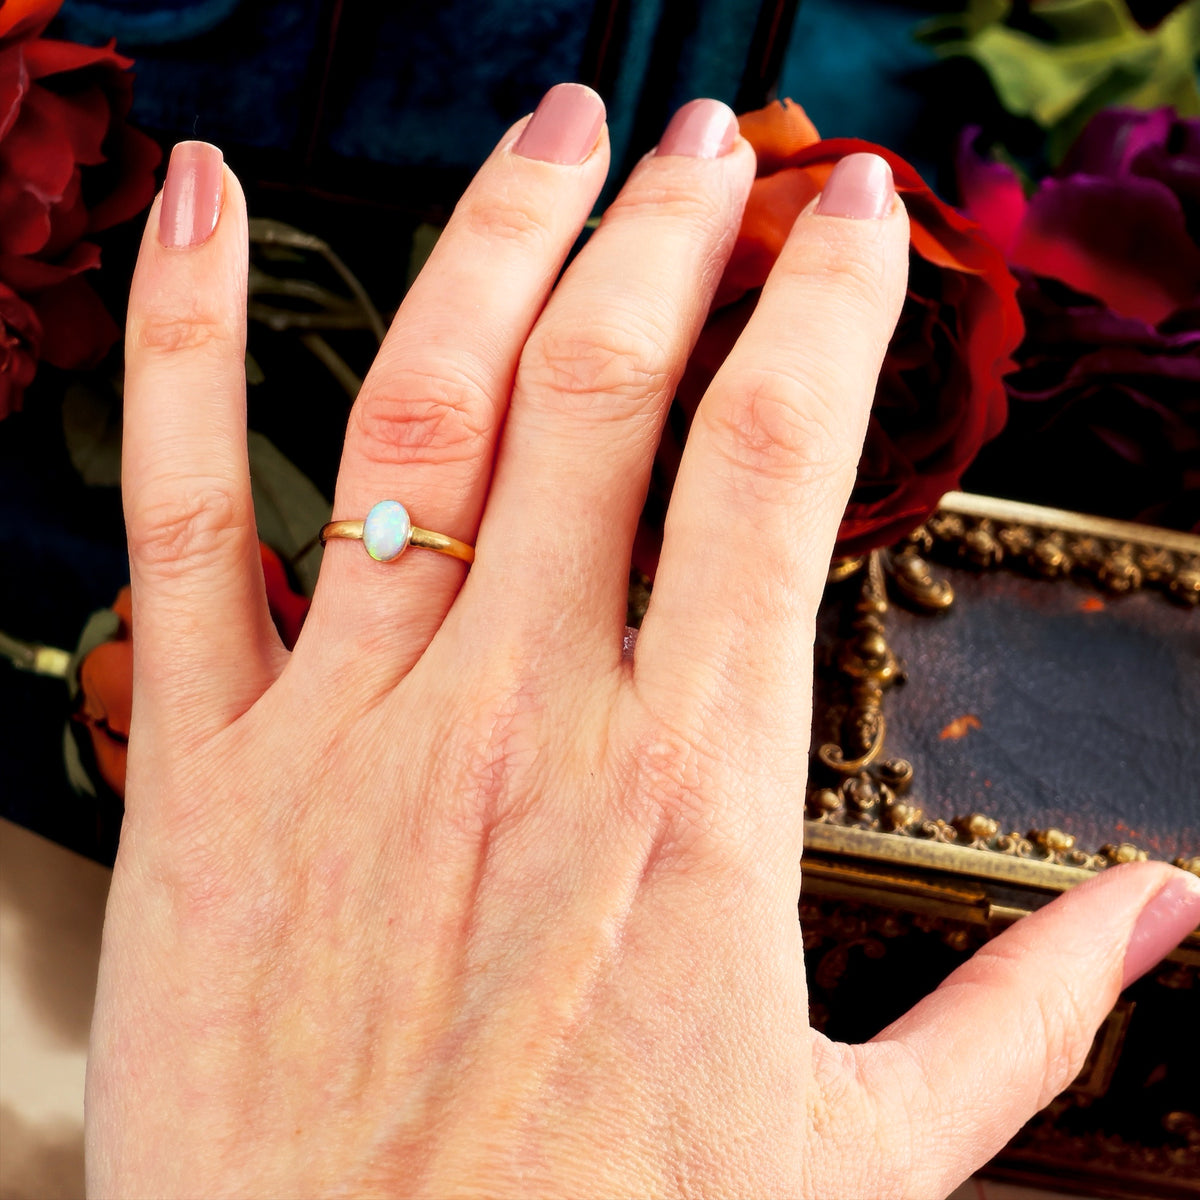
[454,175,558,252]
[519,316,675,419]
[698,364,864,502]
[349,365,496,472]
[130,302,244,358]
[127,483,253,576]
[941,934,1106,1106]
[602,176,734,248]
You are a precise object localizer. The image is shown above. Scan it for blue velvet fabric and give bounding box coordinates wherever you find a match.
[53,0,772,181]
[51,0,967,198]
[55,0,332,151]
[778,0,945,181]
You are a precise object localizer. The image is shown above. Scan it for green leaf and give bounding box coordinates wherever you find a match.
[66,608,122,703]
[245,351,266,386]
[61,382,122,487]
[405,223,444,291]
[248,431,331,596]
[921,0,1200,159]
[63,723,98,798]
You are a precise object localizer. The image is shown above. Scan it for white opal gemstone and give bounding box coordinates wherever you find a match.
[362,500,412,562]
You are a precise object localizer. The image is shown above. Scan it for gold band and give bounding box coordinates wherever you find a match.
[319,502,475,565]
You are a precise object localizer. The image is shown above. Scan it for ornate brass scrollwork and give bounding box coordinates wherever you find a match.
[927,493,1200,606]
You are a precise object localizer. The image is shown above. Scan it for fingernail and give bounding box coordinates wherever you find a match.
[514,83,606,165]
[815,152,895,220]
[160,141,224,248]
[656,98,737,159]
[1122,872,1200,988]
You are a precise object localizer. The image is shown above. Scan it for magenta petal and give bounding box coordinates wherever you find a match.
[1061,107,1175,178]
[1012,175,1200,325]
[956,127,1026,254]
[1130,116,1200,238]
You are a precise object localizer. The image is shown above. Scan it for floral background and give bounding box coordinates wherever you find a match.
[1,0,1198,863]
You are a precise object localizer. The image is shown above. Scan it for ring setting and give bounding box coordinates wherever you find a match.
[320,500,475,565]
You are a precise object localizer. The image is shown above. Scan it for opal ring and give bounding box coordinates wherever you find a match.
[320,500,475,565]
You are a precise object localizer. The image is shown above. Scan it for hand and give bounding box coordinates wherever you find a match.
[87,86,1200,1198]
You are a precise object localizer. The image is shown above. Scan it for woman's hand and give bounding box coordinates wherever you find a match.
[87,86,1200,1199]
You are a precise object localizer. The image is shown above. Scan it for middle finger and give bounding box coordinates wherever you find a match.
[473,99,755,665]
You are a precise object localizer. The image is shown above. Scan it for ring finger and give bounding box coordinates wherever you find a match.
[308,84,609,687]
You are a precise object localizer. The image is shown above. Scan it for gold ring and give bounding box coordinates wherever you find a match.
[319,500,474,564]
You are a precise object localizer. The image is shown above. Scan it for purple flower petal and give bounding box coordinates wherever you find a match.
[1060,107,1175,178]
[1013,174,1200,324]
[956,127,1027,253]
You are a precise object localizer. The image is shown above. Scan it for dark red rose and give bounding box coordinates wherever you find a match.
[636,100,1023,569]
[0,0,160,417]
[259,541,311,649]
[959,108,1200,530]
[0,280,41,414]
[73,545,311,796]
[965,274,1200,531]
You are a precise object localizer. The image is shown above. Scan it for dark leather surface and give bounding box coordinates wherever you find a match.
[877,565,1200,860]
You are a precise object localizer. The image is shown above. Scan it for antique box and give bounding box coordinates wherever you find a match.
[801,492,1199,1200]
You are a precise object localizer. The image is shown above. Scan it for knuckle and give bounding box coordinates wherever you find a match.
[791,220,894,308]
[520,318,671,415]
[962,937,1098,1108]
[131,305,241,356]
[434,664,546,835]
[622,717,722,860]
[128,484,250,573]
[350,367,494,470]
[700,367,858,489]
[607,180,728,242]
[455,185,552,252]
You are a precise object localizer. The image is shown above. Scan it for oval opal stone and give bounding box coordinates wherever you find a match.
[362,500,412,562]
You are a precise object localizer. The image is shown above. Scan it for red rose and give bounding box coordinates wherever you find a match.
[0,0,160,417]
[637,101,1023,569]
[0,281,40,413]
[73,545,311,796]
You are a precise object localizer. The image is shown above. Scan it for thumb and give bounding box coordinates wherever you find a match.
[859,861,1200,1199]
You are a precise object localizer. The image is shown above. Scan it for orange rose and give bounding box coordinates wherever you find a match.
[638,100,1024,567]
[73,544,310,796]
[74,583,133,797]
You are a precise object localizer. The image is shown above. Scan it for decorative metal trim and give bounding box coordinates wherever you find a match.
[805,493,1200,879]
[928,492,1200,606]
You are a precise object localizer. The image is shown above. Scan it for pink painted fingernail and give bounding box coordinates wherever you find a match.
[816,152,894,220]
[1122,872,1200,988]
[514,83,606,165]
[159,141,224,248]
[656,98,737,159]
